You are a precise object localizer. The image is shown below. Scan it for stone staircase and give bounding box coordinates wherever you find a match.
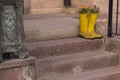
[24,14,120,80]
[36,50,118,80]
[26,37,120,80]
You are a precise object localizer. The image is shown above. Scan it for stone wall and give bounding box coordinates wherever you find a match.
[94,0,120,19]
[30,0,63,14]
[24,0,120,16]
[72,0,94,8]
[0,57,36,80]
[24,0,31,14]
[24,0,94,14]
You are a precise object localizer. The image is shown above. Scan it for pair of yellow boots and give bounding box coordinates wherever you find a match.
[79,12,102,39]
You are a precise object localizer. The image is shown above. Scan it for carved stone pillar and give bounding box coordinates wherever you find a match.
[0,0,28,62]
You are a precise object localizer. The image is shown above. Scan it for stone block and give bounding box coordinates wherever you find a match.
[72,0,94,8]
[30,8,62,14]
[24,0,31,14]
[94,0,109,14]
[96,19,108,37]
[0,57,36,80]
[106,36,120,64]
[36,0,56,8]
[30,0,63,14]
[31,0,63,9]
[93,0,120,19]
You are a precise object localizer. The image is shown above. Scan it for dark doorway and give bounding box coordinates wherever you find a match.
[64,0,71,7]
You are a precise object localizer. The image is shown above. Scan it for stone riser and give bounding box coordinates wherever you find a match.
[24,17,79,42]
[0,57,36,80]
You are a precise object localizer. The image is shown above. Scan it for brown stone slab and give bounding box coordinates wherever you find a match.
[36,51,118,76]
[53,65,120,80]
[0,56,36,80]
[24,17,79,42]
[28,38,103,59]
[0,56,35,70]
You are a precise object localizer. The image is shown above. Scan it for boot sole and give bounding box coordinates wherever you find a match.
[79,35,96,40]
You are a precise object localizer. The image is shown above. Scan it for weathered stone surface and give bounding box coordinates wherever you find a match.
[62,8,78,14]
[96,19,108,36]
[30,0,63,14]
[24,14,108,42]
[72,0,94,8]
[24,0,31,14]
[36,51,118,80]
[27,38,103,59]
[24,17,79,42]
[106,36,120,64]
[24,0,120,15]
[31,0,63,9]
[0,57,36,80]
[51,65,120,80]
[94,0,120,19]
[94,0,108,15]
[31,8,63,14]
[0,0,28,62]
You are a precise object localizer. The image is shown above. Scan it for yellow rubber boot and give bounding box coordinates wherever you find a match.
[88,13,102,38]
[79,13,95,39]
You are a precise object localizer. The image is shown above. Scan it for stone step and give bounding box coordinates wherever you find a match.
[27,37,103,59]
[52,65,120,80]
[36,50,118,80]
[106,36,120,55]
[23,14,120,42]
[105,36,120,65]
[24,16,79,42]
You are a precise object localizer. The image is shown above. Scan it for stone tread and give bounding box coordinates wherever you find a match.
[36,50,118,73]
[27,38,103,58]
[52,65,120,80]
[0,56,35,70]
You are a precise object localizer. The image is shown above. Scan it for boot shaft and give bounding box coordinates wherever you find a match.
[79,13,89,32]
[88,13,98,32]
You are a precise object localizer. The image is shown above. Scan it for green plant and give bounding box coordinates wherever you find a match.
[79,5,99,13]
